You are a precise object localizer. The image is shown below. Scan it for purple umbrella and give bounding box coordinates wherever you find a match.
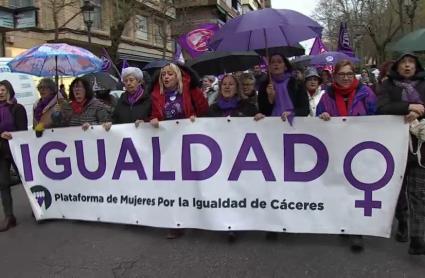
[310,51,359,66]
[209,8,322,53]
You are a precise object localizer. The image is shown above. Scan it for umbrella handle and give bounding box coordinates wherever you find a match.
[263,29,272,83]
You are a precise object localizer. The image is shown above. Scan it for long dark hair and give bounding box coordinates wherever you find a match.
[268,53,293,73]
[69,77,93,101]
[0,80,16,101]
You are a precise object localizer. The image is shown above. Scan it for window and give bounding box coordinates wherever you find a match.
[153,19,165,45]
[135,15,148,41]
[91,0,102,30]
[8,0,34,8]
[231,0,241,13]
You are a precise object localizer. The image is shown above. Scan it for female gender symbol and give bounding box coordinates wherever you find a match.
[343,141,395,216]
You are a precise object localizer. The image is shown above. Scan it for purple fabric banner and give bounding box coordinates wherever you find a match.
[100,48,112,72]
[173,42,185,63]
[177,23,219,58]
[121,59,129,76]
[309,37,328,55]
[337,22,355,58]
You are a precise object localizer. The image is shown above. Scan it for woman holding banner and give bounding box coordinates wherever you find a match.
[52,77,110,129]
[208,74,262,242]
[208,74,258,118]
[377,53,425,255]
[257,53,309,121]
[150,62,208,239]
[316,59,377,252]
[0,80,28,232]
[150,63,208,126]
[110,67,152,127]
[33,78,64,130]
[303,67,324,117]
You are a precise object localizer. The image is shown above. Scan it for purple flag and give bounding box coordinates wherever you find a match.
[309,37,328,55]
[173,42,185,63]
[100,48,122,78]
[337,22,355,57]
[121,59,129,76]
[177,23,219,58]
[100,48,112,72]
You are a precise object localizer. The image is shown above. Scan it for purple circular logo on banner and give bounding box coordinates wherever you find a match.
[343,141,395,217]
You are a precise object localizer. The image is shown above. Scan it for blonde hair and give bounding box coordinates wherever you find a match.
[159,63,183,95]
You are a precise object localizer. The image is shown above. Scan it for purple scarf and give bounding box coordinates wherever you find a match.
[217,96,239,111]
[394,80,423,104]
[34,94,56,122]
[271,72,294,123]
[0,102,15,133]
[127,85,144,105]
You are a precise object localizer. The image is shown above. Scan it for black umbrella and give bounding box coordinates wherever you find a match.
[81,72,120,91]
[186,51,261,76]
[142,59,169,74]
[291,55,312,68]
[255,44,305,58]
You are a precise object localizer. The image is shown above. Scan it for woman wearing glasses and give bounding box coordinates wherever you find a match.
[52,77,110,129]
[316,60,376,252]
[317,60,376,120]
[33,78,64,129]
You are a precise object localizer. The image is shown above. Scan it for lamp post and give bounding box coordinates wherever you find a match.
[81,0,95,43]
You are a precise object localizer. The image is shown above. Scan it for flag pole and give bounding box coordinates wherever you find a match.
[102,48,122,79]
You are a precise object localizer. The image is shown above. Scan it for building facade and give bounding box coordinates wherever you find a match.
[0,0,176,67]
[241,0,265,14]
[173,0,267,34]
[173,0,242,37]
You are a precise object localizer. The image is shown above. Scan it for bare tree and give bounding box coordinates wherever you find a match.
[109,0,146,64]
[404,0,420,31]
[313,0,421,64]
[45,0,81,41]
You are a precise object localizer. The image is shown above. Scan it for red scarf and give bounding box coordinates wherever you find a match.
[332,79,359,116]
[70,99,87,114]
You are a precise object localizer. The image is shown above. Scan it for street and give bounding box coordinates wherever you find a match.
[1,185,424,278]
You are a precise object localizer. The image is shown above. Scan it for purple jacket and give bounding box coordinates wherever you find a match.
[316,83,377,116]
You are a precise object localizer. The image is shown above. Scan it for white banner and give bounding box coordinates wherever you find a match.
[9,116,408,237]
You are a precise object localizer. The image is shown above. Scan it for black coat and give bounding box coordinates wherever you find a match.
[376,70,425,116]
[0,103,28,158]
[257,76,309,116]
[112,89,152,124]
[376,70,425,166]
[208,100,258,117]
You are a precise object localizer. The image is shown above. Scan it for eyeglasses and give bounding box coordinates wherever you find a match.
[336,72,355,78]
[37,85,49,90]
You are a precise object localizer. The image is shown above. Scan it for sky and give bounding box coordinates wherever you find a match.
[271,0,320,54]
[271,0,318,17]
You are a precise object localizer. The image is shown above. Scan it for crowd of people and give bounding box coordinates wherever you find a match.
[0,51,424,256]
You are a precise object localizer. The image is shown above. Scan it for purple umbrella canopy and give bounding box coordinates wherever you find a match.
[310,51,360,66]
[209,8,323,52]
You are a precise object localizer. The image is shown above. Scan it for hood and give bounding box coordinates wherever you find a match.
[389,52,425,80]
